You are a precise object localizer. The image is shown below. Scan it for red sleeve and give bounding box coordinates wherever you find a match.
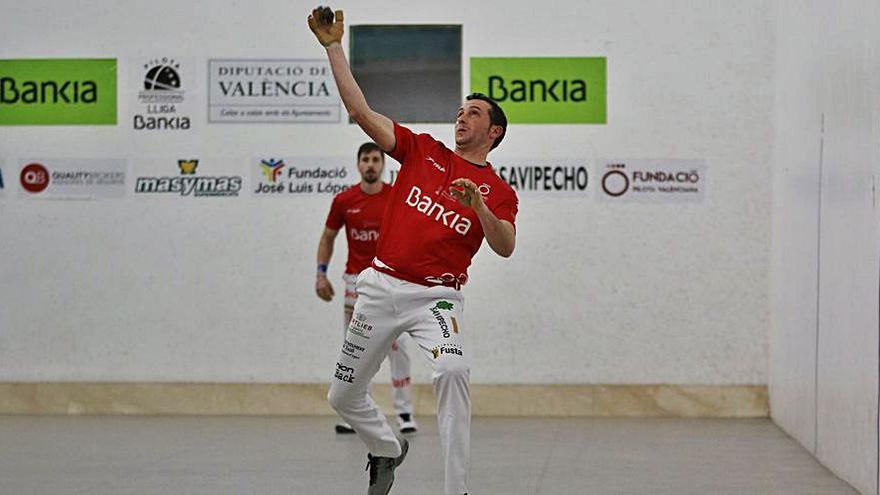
[388,122,419,164]
[492,191,519,230]
[324,194,345,230]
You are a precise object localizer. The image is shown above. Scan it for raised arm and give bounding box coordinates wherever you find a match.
[308,7,395,152]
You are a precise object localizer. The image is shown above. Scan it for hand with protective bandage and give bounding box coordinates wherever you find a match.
[307,6,344,47]
[449,178,486,212]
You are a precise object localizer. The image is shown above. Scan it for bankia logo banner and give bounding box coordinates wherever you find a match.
[0,58,117,125]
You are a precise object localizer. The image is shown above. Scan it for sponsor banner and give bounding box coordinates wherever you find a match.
[597,159,706,202]
[470,57,606,124]
[0,59,117,125]
[208,59,340,123]
[18,159,127,199]
[495,159,591,196]
[134,158,244,198]
[343,158,589,196]
[131,56,194,131]
[251,156,355,196]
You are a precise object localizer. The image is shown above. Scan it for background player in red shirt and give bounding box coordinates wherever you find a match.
[315,142,418,435]
[310,7,518,495]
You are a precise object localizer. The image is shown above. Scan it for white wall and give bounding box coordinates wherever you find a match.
[770,1,879,494]
[769,0,823,458]
[0,0,774,385]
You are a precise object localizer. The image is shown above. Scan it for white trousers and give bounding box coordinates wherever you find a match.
[330,267,470,495]
[343,273,414,416]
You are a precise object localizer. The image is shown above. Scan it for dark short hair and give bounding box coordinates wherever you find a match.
[357,142,385,161]
[466,92,507,150]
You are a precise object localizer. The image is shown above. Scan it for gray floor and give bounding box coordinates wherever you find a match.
[0,416,859,495]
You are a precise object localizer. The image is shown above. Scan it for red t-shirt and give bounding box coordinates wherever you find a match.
[325,183,392,275]
[375,122,518,286]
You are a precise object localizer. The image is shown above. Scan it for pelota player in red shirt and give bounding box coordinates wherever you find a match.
[309,7,518,495]
[315,142,418,435]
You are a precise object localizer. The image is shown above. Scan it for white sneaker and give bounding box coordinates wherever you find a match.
[397,413,418,434]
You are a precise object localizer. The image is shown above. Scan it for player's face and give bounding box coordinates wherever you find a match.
[455,100,499,149]
[358,150,384,184]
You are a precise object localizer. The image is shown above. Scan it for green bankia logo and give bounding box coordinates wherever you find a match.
[470,57,606,124]
[0,59,117,125]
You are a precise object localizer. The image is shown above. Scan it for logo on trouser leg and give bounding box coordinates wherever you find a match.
[431,344,463,359]
[335,362,355,383]
[430,301,458,338]
[341,339,364,360]
[347,312,373,339]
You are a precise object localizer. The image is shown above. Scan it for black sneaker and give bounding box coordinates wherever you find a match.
[335,422,356,434]
[365,437,409,495]
[397,413,418,434]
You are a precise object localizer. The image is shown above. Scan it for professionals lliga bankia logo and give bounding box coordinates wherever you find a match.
[133,57,192,131]
[135,159,243,197]
[0,59,117,125]
[599,159,706,203]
